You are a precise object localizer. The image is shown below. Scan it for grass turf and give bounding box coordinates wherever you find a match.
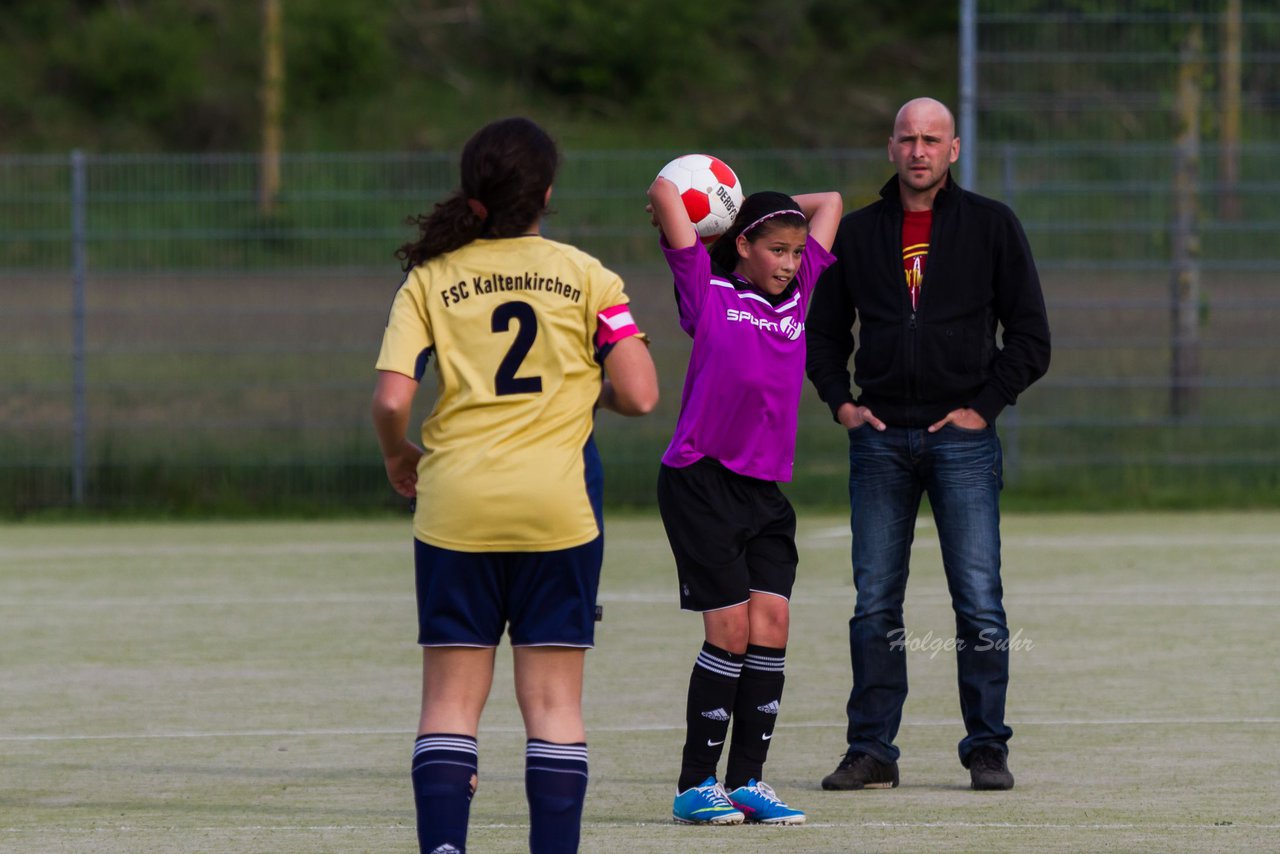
[1,511,1277,852]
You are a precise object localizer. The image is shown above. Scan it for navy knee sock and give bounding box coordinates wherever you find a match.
[525,739,588,854]
[411,733,478,854]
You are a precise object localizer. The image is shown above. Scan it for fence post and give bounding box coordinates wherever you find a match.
[1000,143,1020,483]
[70,149,87,506]
[959,0,978,192]
[1170,22,1203,418]
[1001,143,1017,208]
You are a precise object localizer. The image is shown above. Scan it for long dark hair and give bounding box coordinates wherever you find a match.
[708,190,807,275]
[396,117,559,271]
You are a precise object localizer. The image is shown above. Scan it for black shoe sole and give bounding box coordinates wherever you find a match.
[821,779,898,791]
[971,778,1014,791]
[820,766,900,791]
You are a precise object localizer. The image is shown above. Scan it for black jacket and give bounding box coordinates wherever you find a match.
[806,173,1050,428]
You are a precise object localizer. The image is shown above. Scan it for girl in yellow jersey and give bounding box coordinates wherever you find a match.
[371,117,658,854]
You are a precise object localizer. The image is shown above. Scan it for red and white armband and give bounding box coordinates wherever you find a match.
[595,304,643,349]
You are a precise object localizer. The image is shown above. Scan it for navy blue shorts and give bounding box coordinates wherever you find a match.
[657,458,798,612]
[414,537,604,648]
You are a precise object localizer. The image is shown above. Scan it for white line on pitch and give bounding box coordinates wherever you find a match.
[0,541,407,560]
[1008,533,1280,548]
[802,529,1280,548]
[3,589,1278,608]
[3,821,1277,833]
[851,821,1280,830]
[4,529,1279,561]
[0,593,407,607]
[2,717,1276,743]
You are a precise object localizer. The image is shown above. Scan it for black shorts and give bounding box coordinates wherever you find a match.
[657,458,798,612]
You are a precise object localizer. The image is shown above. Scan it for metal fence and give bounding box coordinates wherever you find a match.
[966,1,1280,149]
[959,0,1280,505]
[3,2,1279,512]
[0,149,895,513]
[2,139,1277,513]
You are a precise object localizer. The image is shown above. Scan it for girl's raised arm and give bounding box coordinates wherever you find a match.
[793,191,843,251]
[647,176,700,251]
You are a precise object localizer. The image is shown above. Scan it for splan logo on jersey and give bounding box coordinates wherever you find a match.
[725,308,804,341]
[440,272,583,307]
[779,316,803,341]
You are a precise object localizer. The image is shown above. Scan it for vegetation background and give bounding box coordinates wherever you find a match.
[0,0,959,154]
[3,1,1277,514]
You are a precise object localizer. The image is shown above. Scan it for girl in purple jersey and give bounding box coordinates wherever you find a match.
[647,176,841,825]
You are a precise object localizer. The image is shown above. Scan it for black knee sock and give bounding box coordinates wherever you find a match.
[678,641,743,792]
[725,644,786,790]
[411,733,478,854]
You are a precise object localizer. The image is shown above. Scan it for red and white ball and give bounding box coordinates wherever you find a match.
[657,153,744,241]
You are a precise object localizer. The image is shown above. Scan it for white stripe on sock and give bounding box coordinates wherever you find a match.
[414,736,478,758]
[744,653,785,672]
[696,650,743,678]
[526,742,588,762]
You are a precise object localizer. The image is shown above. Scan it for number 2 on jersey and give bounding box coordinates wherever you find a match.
[491,301,543,395]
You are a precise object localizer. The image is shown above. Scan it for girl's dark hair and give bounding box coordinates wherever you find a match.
[396,117,559,271]
[708,190,807,274]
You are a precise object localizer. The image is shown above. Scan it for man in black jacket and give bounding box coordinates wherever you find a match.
[806,97,1050,792]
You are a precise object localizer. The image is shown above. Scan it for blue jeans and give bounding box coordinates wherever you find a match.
[844,424,1012,765]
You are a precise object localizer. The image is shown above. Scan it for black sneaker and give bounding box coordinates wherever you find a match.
[820,750,899,790]
[967,746,1014,790]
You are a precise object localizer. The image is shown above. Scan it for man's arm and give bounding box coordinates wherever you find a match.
[805,247,859,421]
[968,208,1051,425]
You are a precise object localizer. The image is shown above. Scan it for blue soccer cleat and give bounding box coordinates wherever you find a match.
[672,776,745,825]
[726,779,806,825]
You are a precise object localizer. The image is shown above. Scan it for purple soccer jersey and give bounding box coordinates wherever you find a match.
[660,235,835,482]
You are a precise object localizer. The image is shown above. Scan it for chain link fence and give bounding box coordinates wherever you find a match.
[3,140,1277,513]
[1,149,896,513]
[962,0,1280,504]
[3,2,1279,512]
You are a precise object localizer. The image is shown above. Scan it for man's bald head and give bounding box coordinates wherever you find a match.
[893,98,956,139]
[888,97,960,209]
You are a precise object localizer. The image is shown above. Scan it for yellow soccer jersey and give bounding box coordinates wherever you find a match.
[376,235,642,551]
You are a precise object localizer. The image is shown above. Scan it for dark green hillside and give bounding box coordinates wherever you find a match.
[0,0,958,153]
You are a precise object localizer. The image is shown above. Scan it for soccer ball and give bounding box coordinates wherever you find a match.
[656,154,744,241]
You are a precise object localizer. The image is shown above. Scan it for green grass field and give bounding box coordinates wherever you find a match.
[2,512,1278,853]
